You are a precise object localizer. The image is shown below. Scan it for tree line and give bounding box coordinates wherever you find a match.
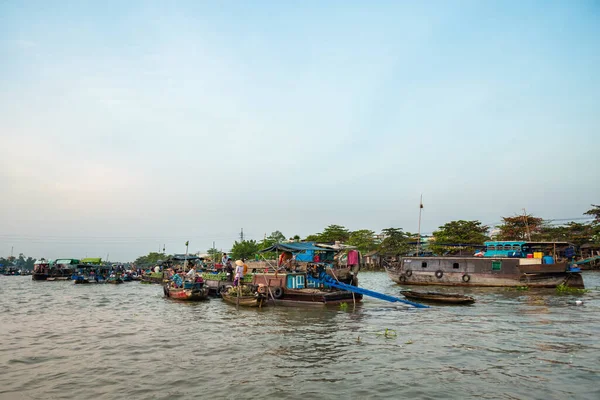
[224,205,600,260]
[0,254,36,271]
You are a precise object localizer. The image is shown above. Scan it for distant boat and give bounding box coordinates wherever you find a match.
[105,276,124,284]
[400,290,475,304]
[33,259,78,281]
[163,282,210,301]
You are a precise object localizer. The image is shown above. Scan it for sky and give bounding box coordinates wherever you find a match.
[1,1,599,261]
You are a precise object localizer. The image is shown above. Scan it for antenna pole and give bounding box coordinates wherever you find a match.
[522,208,531,241]
[417,194,423,256]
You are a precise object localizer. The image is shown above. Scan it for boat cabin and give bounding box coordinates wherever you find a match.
[484,241,574,262]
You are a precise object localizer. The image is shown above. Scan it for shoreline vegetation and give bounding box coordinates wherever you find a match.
[3,206,599,271]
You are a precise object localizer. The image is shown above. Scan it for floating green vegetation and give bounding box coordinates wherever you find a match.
[339,302,349,310]
[376,328,397,338]
[201,273,252,282]
[515,286,530,291]
[405,339,413,345]
[555,283,589,295]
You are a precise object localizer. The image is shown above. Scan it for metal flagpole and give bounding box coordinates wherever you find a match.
[417,194,423,256]
[184,241,189,271]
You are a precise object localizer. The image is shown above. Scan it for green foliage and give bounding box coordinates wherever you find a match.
[258,231,286,259]
[376,328,397,338]
[230,240,260,261]
[206,247,222,262]
[134,252,169,267]
[497,214,546,240]
[347,229,378,253]
[227,285,255,297]
[202,272,228,281]
[539,222,596,246]
[25,257,35,270]
[304,225,350,243]
[584,204,600,224]
[304,234,321,242]
[1,255,36,271]
[320,225,350,242]
[555,283,589,295]
[431,220,489,254]
[378,228,411,256]
[267,230,286,243]
[201,273,252,282]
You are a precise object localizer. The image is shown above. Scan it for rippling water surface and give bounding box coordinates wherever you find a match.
[1,272,599,400]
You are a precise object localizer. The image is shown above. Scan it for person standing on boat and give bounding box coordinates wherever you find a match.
[234,260,244,286]
[225,258,234,281]
[242,258,248,276]
[278,251,292,268]
[186,265,197,281]
[347,249,360,285]
[221,253,228,268]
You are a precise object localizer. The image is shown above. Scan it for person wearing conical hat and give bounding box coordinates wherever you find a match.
[234,260,244,286]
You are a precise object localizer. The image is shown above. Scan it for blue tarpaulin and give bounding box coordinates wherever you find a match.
[259,242,333,254]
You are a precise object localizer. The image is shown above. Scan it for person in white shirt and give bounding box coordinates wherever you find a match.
[186,266,196,280]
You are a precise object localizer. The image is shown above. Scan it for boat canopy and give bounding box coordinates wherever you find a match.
[171,254,202,261]
[55,259,80,265]
[316,243,356,250]
[259,242,334,254]
[484,241,574,258]
[81,257,102,265]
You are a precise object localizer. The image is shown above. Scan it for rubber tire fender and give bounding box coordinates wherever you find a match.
[272,287,284,299]
[462,274,471,283]
[399,275,407,283]
[435,270,444,279]
[405,269,413,277]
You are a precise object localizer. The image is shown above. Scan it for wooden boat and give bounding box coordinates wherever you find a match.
[385,241,584,288]
[140,273,166,284]
[164,284,210,301]
[33,262,73,281]
[251,272,363,307]
[222,293,266,307]
[400,290,475,304]
[105,277,124,284]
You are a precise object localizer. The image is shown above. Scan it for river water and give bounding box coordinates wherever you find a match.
[1,272,599,400]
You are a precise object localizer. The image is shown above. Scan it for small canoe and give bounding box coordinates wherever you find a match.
[400,290,475,304]
[164,285,210,301]
[222,293,266,307]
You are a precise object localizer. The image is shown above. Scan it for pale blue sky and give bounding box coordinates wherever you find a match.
[1,1,598,260]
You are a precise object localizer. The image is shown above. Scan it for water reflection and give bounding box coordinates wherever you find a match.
[1,273,599,400]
